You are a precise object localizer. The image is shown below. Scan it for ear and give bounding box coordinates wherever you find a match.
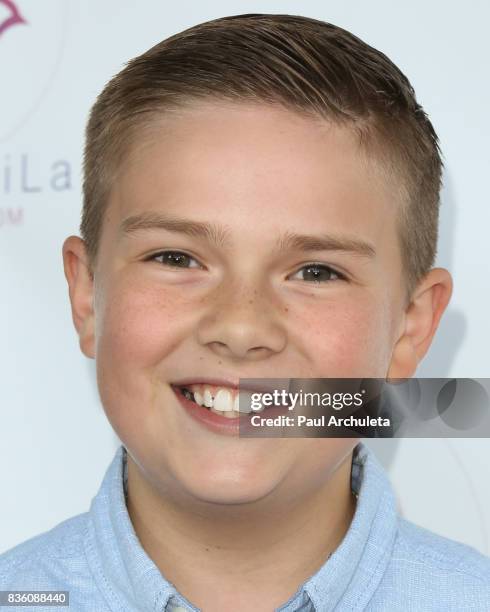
[388,268,453,378]
[62,236,96,359]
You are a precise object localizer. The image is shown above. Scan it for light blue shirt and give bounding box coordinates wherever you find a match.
[1,442,489,611]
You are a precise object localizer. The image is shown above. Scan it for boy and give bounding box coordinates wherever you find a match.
[1,12,489,612]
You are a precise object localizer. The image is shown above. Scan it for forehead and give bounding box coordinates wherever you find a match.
[106,101,398,258]
[123,101,375,193]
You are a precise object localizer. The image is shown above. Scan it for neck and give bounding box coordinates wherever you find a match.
[126,451,357,611]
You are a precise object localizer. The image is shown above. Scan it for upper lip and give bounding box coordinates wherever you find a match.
[171,377,289,395]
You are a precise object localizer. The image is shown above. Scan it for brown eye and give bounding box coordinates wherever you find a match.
[290,264,344,283]
[147,251,201,269]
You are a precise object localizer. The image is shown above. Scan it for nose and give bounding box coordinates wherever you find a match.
[196,280,287,361]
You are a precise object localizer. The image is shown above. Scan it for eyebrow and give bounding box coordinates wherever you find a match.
[119,212,376,258]
[120,212,232,248]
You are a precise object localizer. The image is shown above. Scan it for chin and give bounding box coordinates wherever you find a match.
[187,483,275,506]
[180,466,281,507]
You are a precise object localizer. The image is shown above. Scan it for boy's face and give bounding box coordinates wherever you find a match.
[64,101,446,507]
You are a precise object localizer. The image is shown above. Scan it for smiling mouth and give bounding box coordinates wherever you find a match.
[174,382,292,418]
[175,384,248,417]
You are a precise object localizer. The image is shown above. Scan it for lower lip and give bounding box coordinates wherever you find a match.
[171,386,289,436]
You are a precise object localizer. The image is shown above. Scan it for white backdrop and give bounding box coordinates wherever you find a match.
[1,0,489,556]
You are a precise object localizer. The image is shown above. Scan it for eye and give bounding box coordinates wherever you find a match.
[146,250,202,269]
[289,263,345,283]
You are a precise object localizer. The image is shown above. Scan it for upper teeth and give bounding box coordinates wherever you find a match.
[181,384,257,413]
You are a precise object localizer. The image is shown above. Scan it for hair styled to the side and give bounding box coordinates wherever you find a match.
[82,13,442,297]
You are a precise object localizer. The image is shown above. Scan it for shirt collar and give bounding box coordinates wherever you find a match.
[299,443,398,611]
[84,447,179,611]
[84,442,397,612]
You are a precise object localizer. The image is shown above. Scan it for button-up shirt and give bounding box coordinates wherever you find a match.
[1,442,489,611]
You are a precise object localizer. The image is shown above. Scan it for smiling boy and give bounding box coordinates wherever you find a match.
[1,12,489,612]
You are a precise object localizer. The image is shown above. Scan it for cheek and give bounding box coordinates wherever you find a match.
[95,277,194,366]
[290,293,394,376]
[95,275,190,420]
[94,278,196,430]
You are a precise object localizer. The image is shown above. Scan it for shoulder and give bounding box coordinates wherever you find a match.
[0,512,91,588]
[396,518,490,580]
[369,517,490,611]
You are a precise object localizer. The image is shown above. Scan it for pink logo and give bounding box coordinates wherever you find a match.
[0,0,26,39]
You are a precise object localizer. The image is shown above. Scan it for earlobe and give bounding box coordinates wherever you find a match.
[62,236,96,359]
[387,335,418,379]
[388,268,453,378]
